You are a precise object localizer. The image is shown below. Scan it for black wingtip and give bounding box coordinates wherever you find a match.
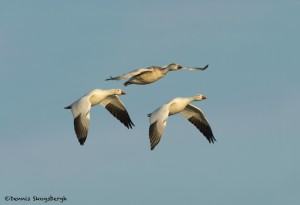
[203,64,209,70]
[206,133,216,144]
[64,105,71,109]
[105,76,113,81]
[209,136,216,144]
[125,121,135,129]
[78,138,86,145]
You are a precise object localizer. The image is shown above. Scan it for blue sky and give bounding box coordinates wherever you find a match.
[0,1,299,204]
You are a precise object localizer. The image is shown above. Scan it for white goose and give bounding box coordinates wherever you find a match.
[148,94,215,150]
[64,89,134,145]
[106,63,208,86]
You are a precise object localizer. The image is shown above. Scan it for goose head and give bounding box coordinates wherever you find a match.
[193,94,207,101]
[114,89,126,95]
[168,63,183,71]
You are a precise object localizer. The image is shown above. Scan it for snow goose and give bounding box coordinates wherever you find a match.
[105,63,208,86]
[64,89,134,145]
[148,94,215,150]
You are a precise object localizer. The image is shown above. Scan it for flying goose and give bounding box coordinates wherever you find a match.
[148,94,215,150]
[64,89,134,145]
[106,63,209,86]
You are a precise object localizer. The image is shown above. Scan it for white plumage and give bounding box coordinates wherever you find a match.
[148,94,215,150]
[65,89,134,145]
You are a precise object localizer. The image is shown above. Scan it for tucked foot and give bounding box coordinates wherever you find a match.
[124,81,131,86]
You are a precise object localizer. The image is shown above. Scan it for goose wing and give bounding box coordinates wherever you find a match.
[99,95,134,129]
[148,104,170,150]
[70,97,91,145]
[105,68,153,81]
[181,64,209,71]
[179,104,216,143]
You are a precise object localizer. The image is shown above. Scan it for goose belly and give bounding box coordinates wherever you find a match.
[134,71,164,84]
[89,95,105,106]
[168,103,186,115]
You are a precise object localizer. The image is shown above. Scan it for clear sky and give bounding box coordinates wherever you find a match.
[1,0,299,204]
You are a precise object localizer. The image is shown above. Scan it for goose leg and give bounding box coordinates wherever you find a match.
[124,81,131,86]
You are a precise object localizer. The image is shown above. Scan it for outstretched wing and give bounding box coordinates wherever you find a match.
[105,68,153,81]
[179,104,216,143]
[148,104,169,150]
[74,113,90,145]
[99,95,134,129]
[181,64,209,71]
[70,97,91,145]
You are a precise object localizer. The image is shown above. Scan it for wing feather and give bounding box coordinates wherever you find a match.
[106,68,153,81]
[181,64,209,71]
[69,97,91,145]
[99,95,134,129]
[148,105,169,150]
[180,104,216,143]
[74,113,90,145]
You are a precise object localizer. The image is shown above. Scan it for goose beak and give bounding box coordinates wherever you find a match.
[202,95,207,100]
[121,90,126,95]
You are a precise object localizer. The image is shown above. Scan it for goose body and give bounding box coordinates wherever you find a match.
[65,89,134,145]
[148,94,215,150]
[106,63,208,86]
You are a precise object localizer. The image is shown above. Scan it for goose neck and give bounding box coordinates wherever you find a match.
[161,66,171,74]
